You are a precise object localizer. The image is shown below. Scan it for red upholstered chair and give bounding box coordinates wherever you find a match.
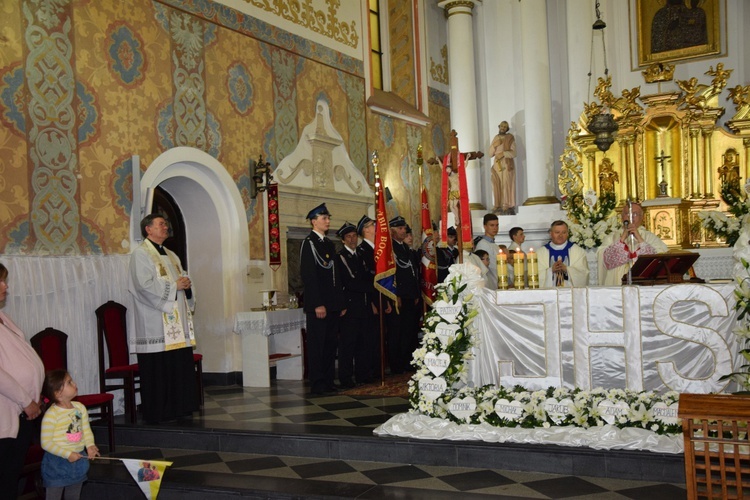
[95,301,140,424]
[30,327,116,452]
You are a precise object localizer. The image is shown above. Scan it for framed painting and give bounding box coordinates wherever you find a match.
[633,0,723,67]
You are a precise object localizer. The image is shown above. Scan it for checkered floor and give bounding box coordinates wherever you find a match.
[101,382,687,499]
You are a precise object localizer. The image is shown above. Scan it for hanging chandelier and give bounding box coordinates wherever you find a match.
[587,0,618,152]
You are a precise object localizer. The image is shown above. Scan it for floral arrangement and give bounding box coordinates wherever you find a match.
[408,269,682,436]
[697,179,750,247]
[721,257,750,392]
[562,189,619,250]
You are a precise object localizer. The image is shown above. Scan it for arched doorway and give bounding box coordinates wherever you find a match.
[136,147,264,377]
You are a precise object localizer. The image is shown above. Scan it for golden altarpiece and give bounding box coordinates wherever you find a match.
[558,63,750,249]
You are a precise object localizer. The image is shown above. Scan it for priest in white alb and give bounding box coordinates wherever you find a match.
[597,203,668,286]
[537,221,589,288]
[128,214,198,424]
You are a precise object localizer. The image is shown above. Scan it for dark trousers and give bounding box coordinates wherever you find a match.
[305,311,339,393]
[385,298,420,374]
[338,312,371,384]
[0,415,35,500]
[137,347,198,424]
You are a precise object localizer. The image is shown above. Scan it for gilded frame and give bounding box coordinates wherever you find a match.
[634,0,722,67]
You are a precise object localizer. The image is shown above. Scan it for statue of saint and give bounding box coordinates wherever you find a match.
[489,121,517,215]
[718,148,741,186]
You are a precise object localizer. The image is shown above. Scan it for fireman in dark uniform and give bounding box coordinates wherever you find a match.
[300,203,345,395]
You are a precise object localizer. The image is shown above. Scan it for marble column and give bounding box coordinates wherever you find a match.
[438,0,483,209]
[519,0,557,206]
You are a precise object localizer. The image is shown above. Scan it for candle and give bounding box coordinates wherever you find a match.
[497,250,509,289]
[527,248,539,289]
[513,248,525,289]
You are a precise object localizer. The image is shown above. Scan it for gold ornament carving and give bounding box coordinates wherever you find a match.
[430,45,449,85]
[641,62,675,83]
[676,63,731,121]
[242,0,359,48]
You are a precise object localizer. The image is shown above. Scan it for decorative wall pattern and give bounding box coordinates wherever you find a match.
[160,0,364,77]
[387,0,417,107]
[24,0,81,254]
[240,0,359,49]
[337,72,367,181]
[0,0,445,260]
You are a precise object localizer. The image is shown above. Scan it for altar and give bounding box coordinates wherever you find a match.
[468,283,740,394]
[233,309,305,387]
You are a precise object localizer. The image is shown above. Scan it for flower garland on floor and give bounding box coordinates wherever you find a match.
[562,189,619,250]
[408,266,682,435]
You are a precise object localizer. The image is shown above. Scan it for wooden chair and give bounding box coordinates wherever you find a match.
[95,301,140,424]
[679,393,750,499]
[30,327,116,452]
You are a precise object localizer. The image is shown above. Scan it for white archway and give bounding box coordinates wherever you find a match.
[135,147,255,373]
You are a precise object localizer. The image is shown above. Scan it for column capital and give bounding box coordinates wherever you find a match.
[438,0,479,16]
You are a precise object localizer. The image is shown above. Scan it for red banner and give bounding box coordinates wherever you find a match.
[374,182,397,302]
[419,187,437,304]
[440,153,473,251]
[267,184,281,270]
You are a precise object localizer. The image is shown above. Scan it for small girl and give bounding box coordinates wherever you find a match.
[41,370,100,500]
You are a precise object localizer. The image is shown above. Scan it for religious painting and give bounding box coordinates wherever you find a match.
[633,0,723,67]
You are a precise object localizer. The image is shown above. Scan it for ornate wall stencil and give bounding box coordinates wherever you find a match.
[2,218,31,254]
[23,0,81,253]
[234,170,257,223]
[75,81,99,146]
[157,101,177,150]
[159,0,363,76]
[379,115,395,147]
[337,71,366,180]
[227,62,253,115]
[80,218,104,253]
[0,64,27,136]
[430,45,448,85]
[112,157,133,219]
[387,0,417,107]
[239,0,359,49]
[261,44,303,165]
[170,10,208,149]
[107,22,146,87]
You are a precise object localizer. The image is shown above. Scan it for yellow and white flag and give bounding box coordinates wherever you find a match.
[121,459,173,499]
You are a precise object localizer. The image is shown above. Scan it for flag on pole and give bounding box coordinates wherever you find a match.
[121,459,173,499]
[374,182,397,302]
[419,187,437,304]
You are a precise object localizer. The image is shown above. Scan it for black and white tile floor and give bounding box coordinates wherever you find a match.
[90,382,687,499]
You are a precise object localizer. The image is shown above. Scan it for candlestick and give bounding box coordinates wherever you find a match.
[497,250,509,290]
[527,248,539,289]
[513,249,525,289]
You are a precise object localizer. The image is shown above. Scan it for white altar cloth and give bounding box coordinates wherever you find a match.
[467,284,740,394]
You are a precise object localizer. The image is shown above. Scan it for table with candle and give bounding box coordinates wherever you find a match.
[513,249,525,289]
[497,249,509,290]
[527,248,539,289]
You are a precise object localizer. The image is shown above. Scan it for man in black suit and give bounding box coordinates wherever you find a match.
[355,214,386,383]
[300,203,345,396]
[437,226,458,283]
[387,216,421,374]
[336,221,371,388]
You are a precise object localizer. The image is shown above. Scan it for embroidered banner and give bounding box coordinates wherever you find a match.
[267,184,281,270]
[374,181,397,302]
